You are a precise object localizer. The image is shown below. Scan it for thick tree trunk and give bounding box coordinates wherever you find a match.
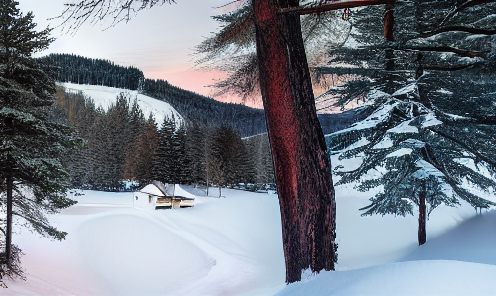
[253,0,337,283]
[5,176,12,262]
[418,180,427,246]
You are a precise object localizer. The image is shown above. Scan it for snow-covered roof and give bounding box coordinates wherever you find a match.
[140,183,196,200]
[140,184,165,197]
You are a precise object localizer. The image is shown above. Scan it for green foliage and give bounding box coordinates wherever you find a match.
[39,53,144,90]
[324,0,496,219]
[0,0,79,281]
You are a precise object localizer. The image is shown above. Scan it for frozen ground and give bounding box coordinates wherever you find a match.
[3,184,495,296]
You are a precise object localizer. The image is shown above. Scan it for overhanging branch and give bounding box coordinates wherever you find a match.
[440,0,495,26]
[279,0,393,15]
[420,26,496,38]
[397,46,486,58]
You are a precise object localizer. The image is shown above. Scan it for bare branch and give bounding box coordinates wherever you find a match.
[55,0,175,33]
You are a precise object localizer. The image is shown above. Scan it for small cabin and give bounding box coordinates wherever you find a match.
[136,181,195,210]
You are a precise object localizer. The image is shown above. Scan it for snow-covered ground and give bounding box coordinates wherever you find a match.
[3,184,495,295]
[60,83,183,126]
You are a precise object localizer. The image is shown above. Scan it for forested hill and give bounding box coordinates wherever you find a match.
[40,53,267,137]
[39,54,144,90]
[39,53,359,137]
[141,78,267,136]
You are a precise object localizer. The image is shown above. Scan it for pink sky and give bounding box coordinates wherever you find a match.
[19,0,263,109]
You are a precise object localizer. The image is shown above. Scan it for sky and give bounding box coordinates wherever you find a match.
[17,0,258,107]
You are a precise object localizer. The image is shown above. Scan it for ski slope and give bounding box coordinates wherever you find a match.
[61,83,183,127]
[3,183,495,296]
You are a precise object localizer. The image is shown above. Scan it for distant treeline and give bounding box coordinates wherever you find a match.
[141,78,267,137]
[54,87,275,191]
[40,53,267,137]
[39,53,144,90]
[41,53,362,138]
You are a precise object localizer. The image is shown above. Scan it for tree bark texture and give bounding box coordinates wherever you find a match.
[418,180,427,246]
[253,0,337,283]
[384,1,395,41]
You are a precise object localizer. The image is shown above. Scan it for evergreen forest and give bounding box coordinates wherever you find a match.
[54,87,275,192]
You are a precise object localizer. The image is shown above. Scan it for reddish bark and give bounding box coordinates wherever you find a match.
[253,0,337,283]
[384,1,395,41]
[280,0,393,15]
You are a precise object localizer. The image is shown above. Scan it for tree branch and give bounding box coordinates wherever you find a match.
[396,46,486,58]
[440,0,495,26]
[420,26,496,38]
[424,63,477,72]
[427,127,496,168]
[56,0,175,33]
[279,0,393,15]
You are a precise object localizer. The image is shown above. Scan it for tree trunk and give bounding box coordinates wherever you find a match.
[384,1,395,41]
[253,0,337,283]
[418,180,427,246]
[5,176,13,262]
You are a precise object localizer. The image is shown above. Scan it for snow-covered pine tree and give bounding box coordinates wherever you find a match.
[323,0,496,246]
[0,0,80,283]
[329,84,496,245]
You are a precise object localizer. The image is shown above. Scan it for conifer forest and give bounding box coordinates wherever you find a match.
[1,0,496,294]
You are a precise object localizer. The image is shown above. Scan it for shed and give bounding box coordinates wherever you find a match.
[137,181,195,209]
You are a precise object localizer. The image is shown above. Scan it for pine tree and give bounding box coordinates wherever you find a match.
[0,0,79,283]
[152,117,176,184]
[326,0,496,245]
[124,114,158,185]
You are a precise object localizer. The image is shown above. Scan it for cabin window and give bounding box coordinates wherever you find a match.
[149,195,152,203]
[135,196,138,200]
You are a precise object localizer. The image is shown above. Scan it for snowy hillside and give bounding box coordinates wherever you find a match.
[61,82,183,127]
[3,183,495,296]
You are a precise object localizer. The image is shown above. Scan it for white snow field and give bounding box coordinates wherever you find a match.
[3,184,496,296]
[60,83,183,126]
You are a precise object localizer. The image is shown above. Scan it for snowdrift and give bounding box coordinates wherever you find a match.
[3,185,495,296]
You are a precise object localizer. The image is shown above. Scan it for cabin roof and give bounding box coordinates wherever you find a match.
[140,183,165,197]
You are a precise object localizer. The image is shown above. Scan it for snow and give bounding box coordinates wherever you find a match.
[387,118,418,134]
[140,183,165,197]
[412,159,445,179]
[332,102,398,135]
[392,82,417,97]
[386,147,413,158]
[436,88,453,95]
[60,83,183,126]
[420,113,443,128]
[3,183,495,296]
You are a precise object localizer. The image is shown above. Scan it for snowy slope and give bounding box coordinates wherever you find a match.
[3,184,495,295]
[61,82,183,127]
